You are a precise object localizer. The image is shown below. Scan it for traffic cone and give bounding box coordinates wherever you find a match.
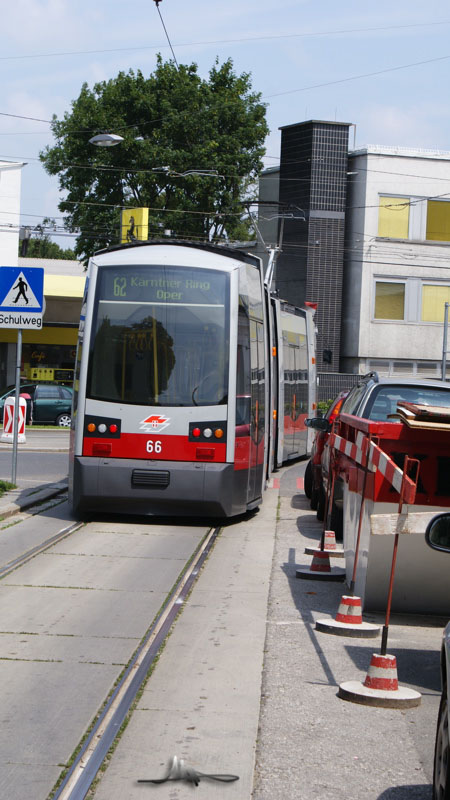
[315,595,381,638]
[338,653,421,708]
[305,530,344,558]
[296,550,345,581]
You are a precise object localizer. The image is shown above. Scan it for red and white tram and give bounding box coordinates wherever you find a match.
[69,241,316,517]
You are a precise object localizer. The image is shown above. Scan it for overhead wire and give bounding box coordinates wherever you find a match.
[2,14,449,249]
[1,19,449,63]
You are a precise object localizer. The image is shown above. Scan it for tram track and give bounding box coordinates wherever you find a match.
[0,518,83,580]
[0,495,224,799]
[51,523,222,800]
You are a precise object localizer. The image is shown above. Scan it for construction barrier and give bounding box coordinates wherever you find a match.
[304,529,344,558]
[311,404,450,705]
[1,396,26,443]
[328,410,450,615]
[295,549,345,581]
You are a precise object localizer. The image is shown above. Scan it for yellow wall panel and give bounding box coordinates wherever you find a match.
[374,282,405,320]
[44,275,85,298]
[378,196,409,239]
[0,327,78,345]
[426,201,450,242]
[422,285,450,321]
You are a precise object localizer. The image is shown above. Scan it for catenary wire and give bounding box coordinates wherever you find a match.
[1,20,448,62]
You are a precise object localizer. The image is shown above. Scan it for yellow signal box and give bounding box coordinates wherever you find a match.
[121,208,149,243]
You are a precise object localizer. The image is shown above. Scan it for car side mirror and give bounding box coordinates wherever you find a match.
[425,513,450,553]
[305,417,331,432]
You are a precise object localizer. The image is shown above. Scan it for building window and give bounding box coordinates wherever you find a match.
[421,284,450,321]
[392,361,414,374]
[426,200,450,242]
[378,196,409,239]
[367,360,441,378]
[374,281,405,320]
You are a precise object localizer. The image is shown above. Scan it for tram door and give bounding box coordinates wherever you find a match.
[248,319,266,502]
[284,342,296,456]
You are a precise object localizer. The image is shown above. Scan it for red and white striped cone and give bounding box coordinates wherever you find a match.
[296,549,345,581]
[305,530,344,558]
[316,595,381,638]
[338,653,421,708]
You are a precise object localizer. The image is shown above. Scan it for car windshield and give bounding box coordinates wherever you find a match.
[365,385,450,421]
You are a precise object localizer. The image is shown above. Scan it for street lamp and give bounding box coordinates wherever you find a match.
[89,133,124,147]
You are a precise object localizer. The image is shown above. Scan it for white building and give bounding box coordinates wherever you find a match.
[342,145,450,378]
[0,159,86,387]
[0,160,26,267]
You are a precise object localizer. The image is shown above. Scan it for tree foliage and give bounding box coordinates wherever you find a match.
[40,57,268,260]
[20,218,77,259]
[24,238,77,259]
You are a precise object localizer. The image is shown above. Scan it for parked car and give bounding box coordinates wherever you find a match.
[304,390,348,512]
[425,512,450,800]
[0,382,73,427]
[307,372,450,539]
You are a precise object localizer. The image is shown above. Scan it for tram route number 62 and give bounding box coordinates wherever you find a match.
[146,440,162,454]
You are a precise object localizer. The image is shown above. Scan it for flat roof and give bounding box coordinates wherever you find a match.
[349,145,450,161]
[279,119,352,131]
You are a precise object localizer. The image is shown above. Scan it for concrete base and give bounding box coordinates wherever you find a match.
[304,545,345,558]
[338,680,422,708]
[296,567,345,581]
[315,618,381,637]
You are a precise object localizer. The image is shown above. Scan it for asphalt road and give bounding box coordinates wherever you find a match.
[0,429,69,487]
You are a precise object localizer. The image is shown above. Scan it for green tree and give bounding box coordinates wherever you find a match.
[19,217,77,259]
[40,57,268,260]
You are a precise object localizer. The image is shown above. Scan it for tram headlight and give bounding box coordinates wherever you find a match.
[192,427,201,437]
[203,428,213,438]
[98,423,107,433]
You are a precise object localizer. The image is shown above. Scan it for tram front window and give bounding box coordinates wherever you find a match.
[87,265,229,407]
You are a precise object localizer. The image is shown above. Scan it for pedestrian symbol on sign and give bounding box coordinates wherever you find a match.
[0,271,41,309]
[13,276,29,305]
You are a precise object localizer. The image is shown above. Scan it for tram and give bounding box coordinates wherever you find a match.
[69,241,316,517]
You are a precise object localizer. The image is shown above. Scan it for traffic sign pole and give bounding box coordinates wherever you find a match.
[0,266,45,485]
[11,329,22,485]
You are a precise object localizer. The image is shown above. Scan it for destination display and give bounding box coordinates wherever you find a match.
[100,265,227,306]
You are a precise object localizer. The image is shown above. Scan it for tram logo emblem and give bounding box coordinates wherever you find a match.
[140,414,170,433]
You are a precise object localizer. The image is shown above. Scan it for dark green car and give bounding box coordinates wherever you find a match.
[0,382,73,427]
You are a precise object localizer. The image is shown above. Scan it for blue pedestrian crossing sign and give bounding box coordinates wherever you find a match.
[0,267,44,329]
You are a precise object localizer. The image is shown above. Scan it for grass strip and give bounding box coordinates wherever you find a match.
[0,480,15,496]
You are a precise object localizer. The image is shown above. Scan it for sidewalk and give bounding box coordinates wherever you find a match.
[0,479,68,520]
[0,428,69,452]
[0,458,443,798]
[86,460,442,800]
[0,429,69,518]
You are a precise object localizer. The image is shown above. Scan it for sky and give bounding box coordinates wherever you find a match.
[3,0,450,249]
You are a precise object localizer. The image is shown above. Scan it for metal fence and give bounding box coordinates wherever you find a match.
[317,372,361,404]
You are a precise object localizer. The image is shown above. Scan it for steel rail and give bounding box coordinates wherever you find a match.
[0,519,83,579]
[52,524,222,800]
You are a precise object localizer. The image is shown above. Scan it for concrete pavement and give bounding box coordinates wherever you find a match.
[86,462,443,800]
[0,429,69,518]
[0,446,445,798]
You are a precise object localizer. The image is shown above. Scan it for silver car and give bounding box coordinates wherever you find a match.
[313,372,450,539]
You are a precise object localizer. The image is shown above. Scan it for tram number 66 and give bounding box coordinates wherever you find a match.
[146,440,162,454]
